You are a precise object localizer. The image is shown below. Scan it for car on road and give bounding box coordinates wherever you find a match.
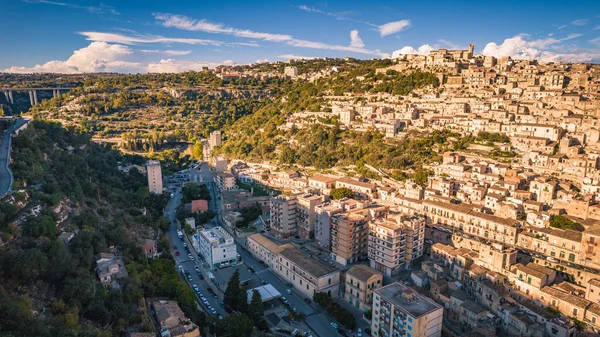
[173,245,178,250]
[304,298,311,304]
[183,242,188,248]
[195,266,201,273]
[218,315,223,320]
[187,275,192,282]
[364,328,371,335]
[175,250,180,256]
[285,289,292,295]
[546,256,558,263]
[192,284,199,291]
[357,328,362,337]
[188,254,195,261]
[330,322,339,329]
[281,296,288,304]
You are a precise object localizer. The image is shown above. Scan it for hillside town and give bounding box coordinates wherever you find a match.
[202,43,600,337]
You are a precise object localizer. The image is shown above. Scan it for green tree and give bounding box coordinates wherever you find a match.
[224,269,242,312]
[412,168,430,185]
[214,314,254,337]
[550,215,584,231]
[248,289,268,330]
[330,187,354,200]
[192,140,203,160]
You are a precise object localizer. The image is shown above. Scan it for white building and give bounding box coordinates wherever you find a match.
[210,130,222,148]
[146,160,163,194]
[372,282,443,337]
[196,226,237,269]
[284,66,298,78]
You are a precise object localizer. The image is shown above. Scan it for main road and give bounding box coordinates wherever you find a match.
[164,175,226,318]
[0,118,29,197]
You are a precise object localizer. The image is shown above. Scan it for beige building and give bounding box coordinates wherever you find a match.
[209,130,222,148]
[344,265,383,311]
[335,177,377,199]
[270,194,298,239]
[215,171,236,190]
[246,233,291,268]
[368,214,426,276]
[372,282,443,337]
[146,160,163,194]
[297,194,322,239]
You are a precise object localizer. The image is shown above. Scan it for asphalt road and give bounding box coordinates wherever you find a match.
[0,118,29,197]
[199,165,347,337]
[166,162,359,337]
[165,177,226,318]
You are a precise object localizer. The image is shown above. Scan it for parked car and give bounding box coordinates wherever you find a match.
[364,328,371,335]
[330,322,339,329]
[188,254,194,261]
[285,289,292,295]
[194,266,201,273]
[175,250,180,256]
[304,298,311,304]
[357,328,362,337]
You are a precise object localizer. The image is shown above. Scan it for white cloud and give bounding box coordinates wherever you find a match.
[255,59,269,63]
[79,31,227,46]
[590,37,600,46]
[222,60,236,65]
[350,30,364,48]
[141,49,191,56]
[379,20,411,37]
[438,39,462,49]
[154,13,292,42]
[153,13,384,56]
[297,5,377,27]
[391,44,433,58]
[571,18,588,26]
[595,26,600,30]
[278,54,317,60]
[482,34,599,63]
[23,0,119,15]
[558,25,568,30]
[3,41,235,74]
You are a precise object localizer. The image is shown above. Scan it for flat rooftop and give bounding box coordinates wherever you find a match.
[375,282,442,318]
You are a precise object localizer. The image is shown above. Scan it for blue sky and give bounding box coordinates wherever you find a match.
[1,0,599,73]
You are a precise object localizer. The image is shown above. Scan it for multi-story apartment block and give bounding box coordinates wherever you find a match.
[146,160,163,194]
[284,66,298,78]
[331,205,387,265]
[372,282,443,337]
[308,174,338,195]
[368,214,426,277]
[215,171,236,190]
[315,198,360,249]
[196,226,237,270]
[209,130,222,148]
[344,265,383,311]
[246,233,291,269]
[507,263,555,302]
[270,194,298,239]
[297,194,322,239]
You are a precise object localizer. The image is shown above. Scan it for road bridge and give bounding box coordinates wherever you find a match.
[1,87,76,105]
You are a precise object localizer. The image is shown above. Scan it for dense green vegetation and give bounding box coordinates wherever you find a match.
[0,121,205,336]
[550,215,584,232]
[237,205,263,228]
[330,187,355,200]
[218,270,267,336]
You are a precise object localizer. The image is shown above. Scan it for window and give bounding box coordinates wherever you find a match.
[408,317,413,323]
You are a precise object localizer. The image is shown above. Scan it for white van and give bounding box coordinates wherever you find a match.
[291,329,300,336]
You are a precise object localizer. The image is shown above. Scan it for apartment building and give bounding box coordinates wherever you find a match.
[344,265,383,311]
[368,214,426,277]
[372,282,443,337]
[315,198,360,249]
[209,130,222,148]
[146,160,163,194]
[297,194,322,239]
[215,171,236,190]
[270,194,299,239]
[507,263,556,302]
[284,66,298,78]
[196,226,237,270]
[421,200,519,245]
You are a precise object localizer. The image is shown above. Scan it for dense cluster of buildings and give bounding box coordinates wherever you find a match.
[225,45,600,336]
